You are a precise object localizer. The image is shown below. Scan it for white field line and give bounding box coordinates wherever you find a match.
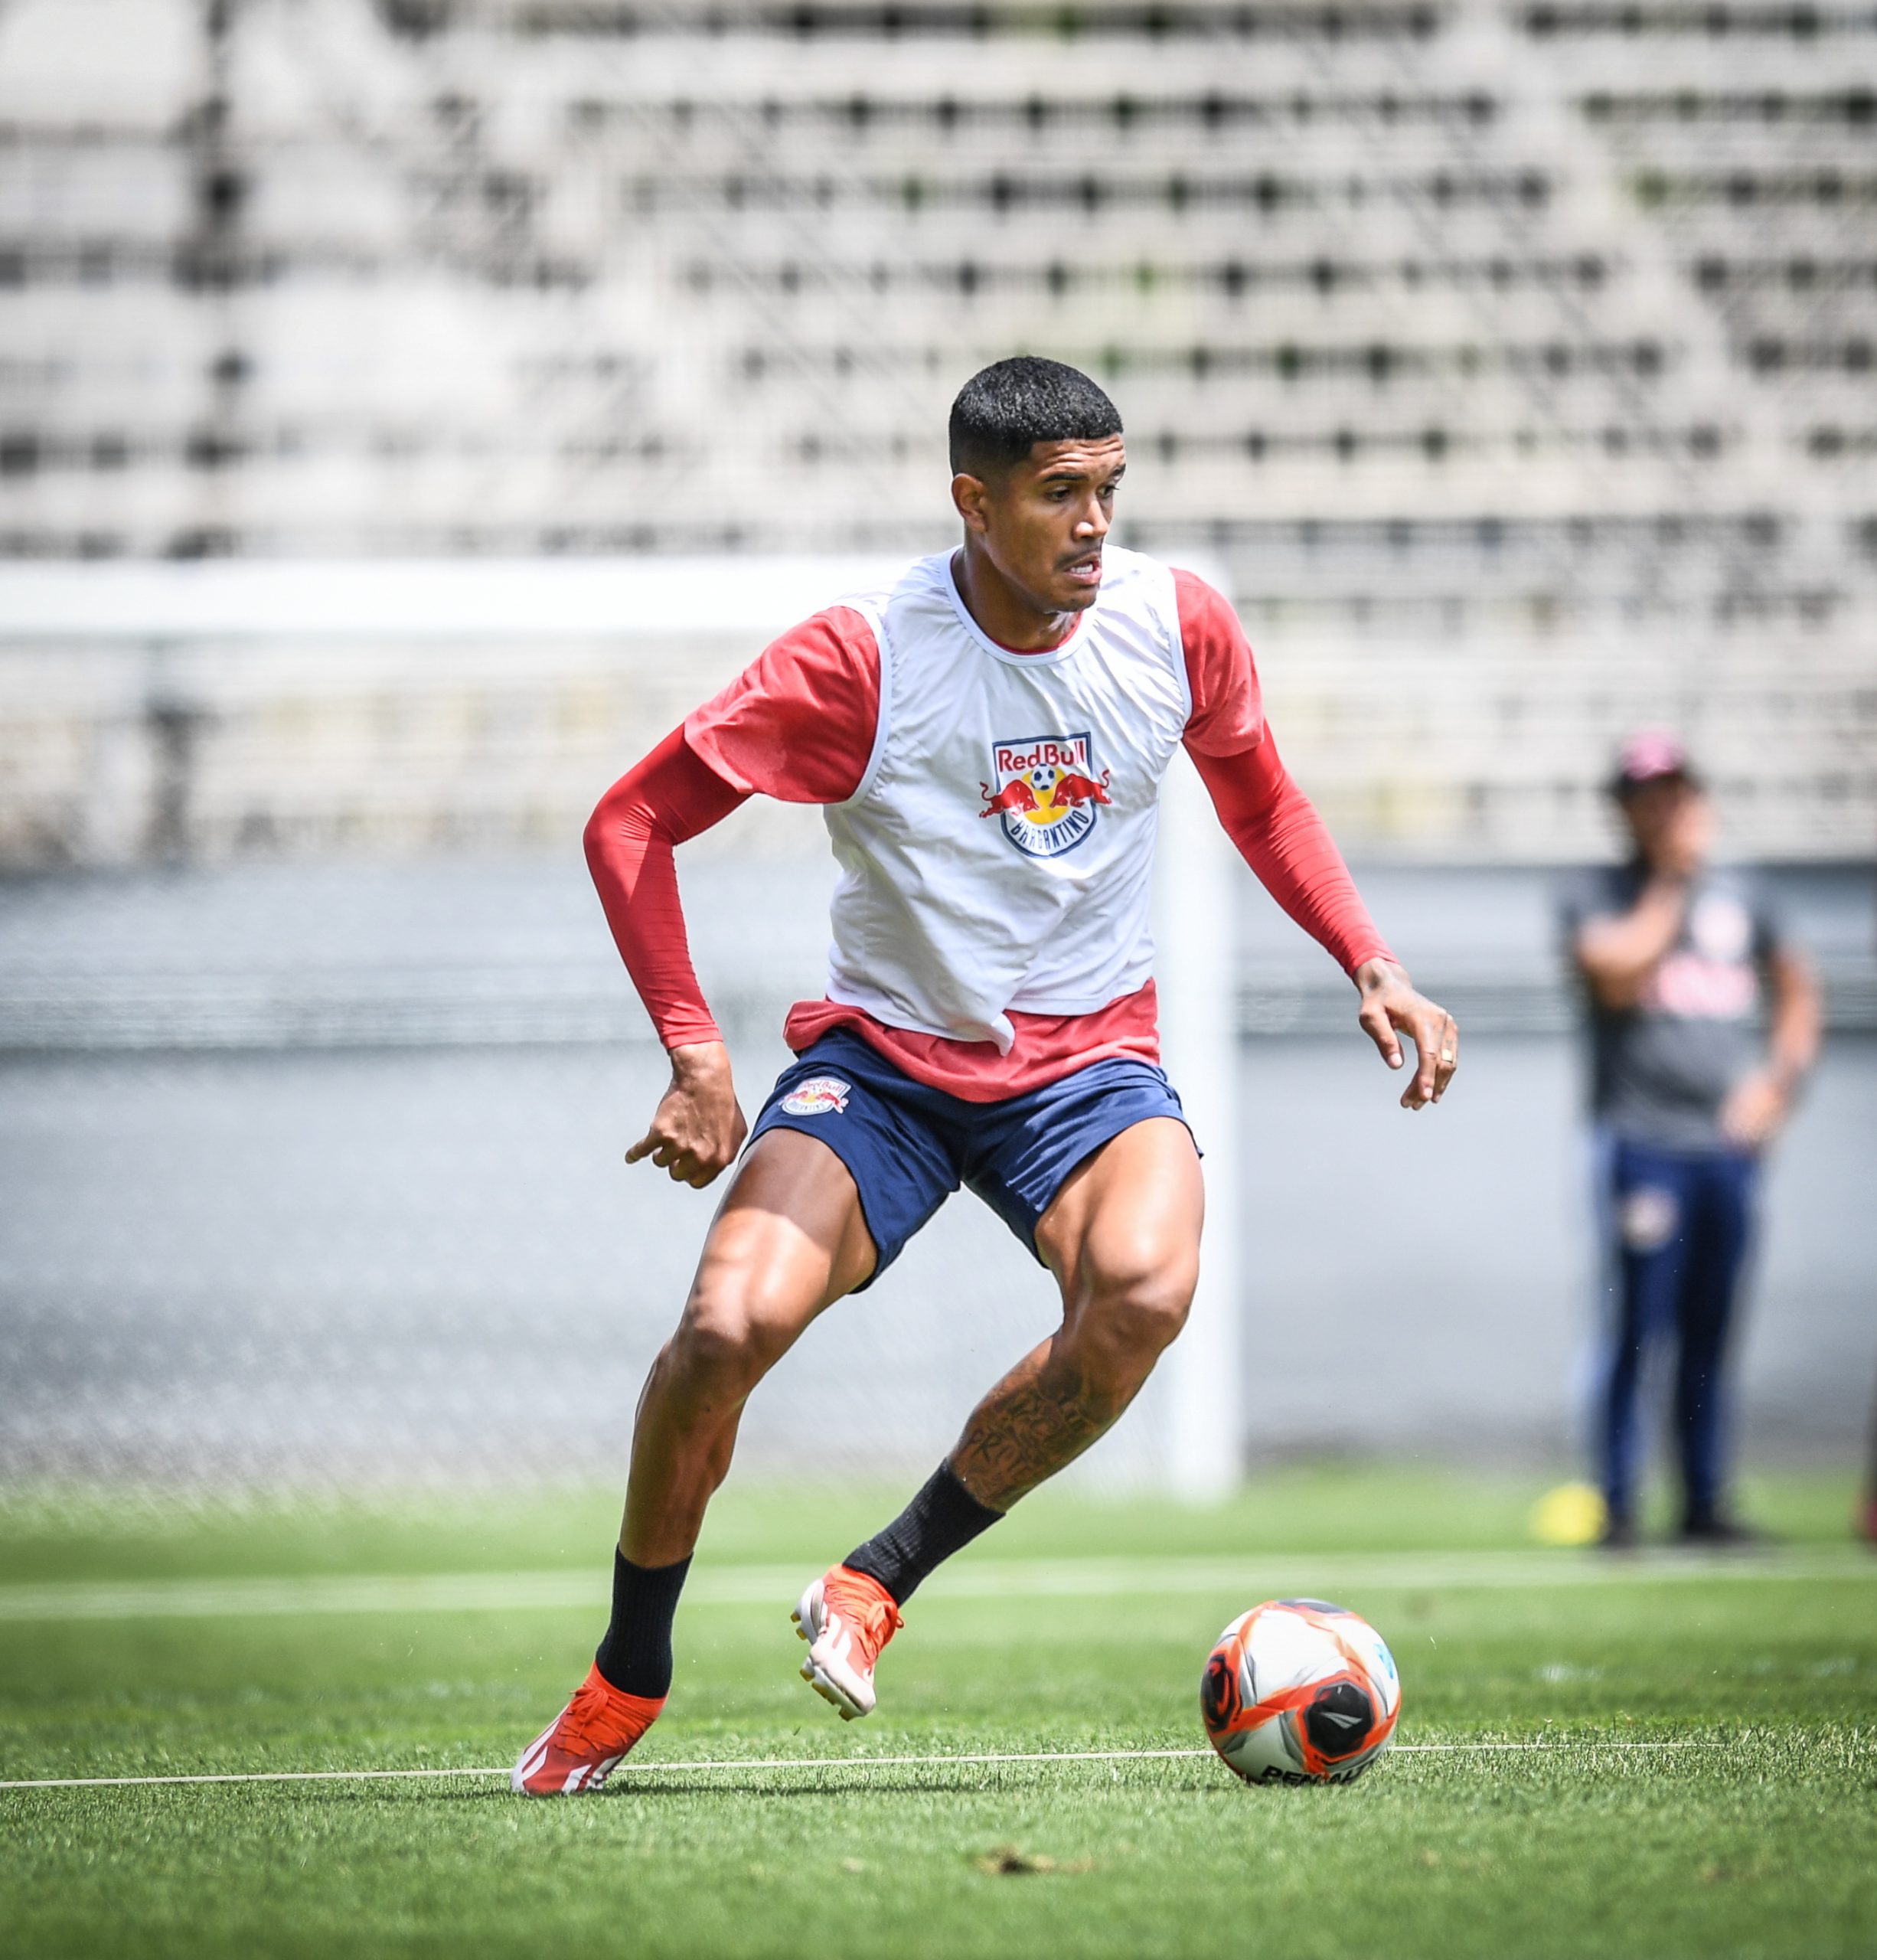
[0,1738,1746,1793]
[0,1550,1870,1624]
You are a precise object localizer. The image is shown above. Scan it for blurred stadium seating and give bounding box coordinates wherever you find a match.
[1,0,1873,860]
[2,2,1872,1490]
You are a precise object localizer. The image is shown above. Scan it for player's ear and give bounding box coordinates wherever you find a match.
[952,472,992,534]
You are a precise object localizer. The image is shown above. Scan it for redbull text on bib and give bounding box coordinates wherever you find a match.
[978,730,1111,860]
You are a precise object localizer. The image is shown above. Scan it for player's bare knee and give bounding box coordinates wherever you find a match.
[669,1289,787,1397]
[1074,1262,1195,1386]
[1092,1230,1196,1325]
[1115,1279,1193,1364]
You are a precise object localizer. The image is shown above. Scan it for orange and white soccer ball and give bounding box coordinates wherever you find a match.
[1200,1598,1400,1785]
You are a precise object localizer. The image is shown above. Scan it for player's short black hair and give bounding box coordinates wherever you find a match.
[948,358,1123,478]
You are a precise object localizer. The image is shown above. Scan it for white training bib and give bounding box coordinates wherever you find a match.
[821,547,1190,1054]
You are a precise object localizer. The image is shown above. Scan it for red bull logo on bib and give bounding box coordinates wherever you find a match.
[978,732,1111,860]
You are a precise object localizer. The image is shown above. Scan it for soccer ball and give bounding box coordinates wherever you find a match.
[1200,1598,1400,1785]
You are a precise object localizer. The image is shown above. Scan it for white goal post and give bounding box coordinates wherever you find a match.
[1150,746,1245,1501]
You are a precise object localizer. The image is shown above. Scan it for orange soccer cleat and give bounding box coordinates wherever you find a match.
[511,1662,664,1796]
[792,1564,904,1720]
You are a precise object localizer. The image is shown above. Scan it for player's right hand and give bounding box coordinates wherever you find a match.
[627,1040,748,1187]
[1718,1067,1790,1150]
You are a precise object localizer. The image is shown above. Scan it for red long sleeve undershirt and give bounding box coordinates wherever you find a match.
[583,724,1395,1087]
[583,727,749,1051]
[1188,737,1393,978]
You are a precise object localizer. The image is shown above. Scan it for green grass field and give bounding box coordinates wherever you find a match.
[2,1466,1873,1958]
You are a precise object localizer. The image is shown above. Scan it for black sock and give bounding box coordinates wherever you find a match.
[843,1464,1004,1605]
[593,1549,691,1699]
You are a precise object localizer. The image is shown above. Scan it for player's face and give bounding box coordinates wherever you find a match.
[1621,777,1712,875]
[957,436,1126,616]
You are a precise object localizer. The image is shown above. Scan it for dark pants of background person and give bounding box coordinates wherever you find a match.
[1597,1133,1759,1531]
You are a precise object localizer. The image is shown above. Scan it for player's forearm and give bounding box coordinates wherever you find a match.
[1573,880,1688,1008]
[1188,737,1395,975]
[583,729,747,1050]
[1766,948,1823,1089]
[586,818,722,1048]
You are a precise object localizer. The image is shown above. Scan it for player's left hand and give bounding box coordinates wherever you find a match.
[1353,959,1459,1110]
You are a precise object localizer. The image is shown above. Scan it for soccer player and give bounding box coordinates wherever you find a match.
[1862,1373,1877,1547]
[514,358,1460,1795]
[1562,734,1821,1549]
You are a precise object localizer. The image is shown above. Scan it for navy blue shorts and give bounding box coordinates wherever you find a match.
[747,1029,1194,1288]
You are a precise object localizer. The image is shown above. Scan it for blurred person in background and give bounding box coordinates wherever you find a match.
[1869,863,1877,1550]
[1562,733,1821,1550]
[1864,1371,1877,1546]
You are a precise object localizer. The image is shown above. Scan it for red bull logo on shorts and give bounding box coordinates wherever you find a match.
[780,1076,850,1117]
[978,732,1111,859]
